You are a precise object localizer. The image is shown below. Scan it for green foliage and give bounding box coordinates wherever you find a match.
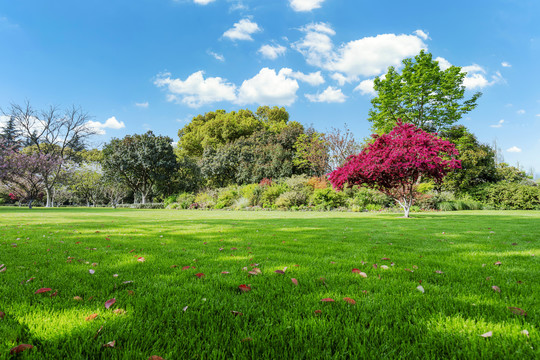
[472,182,540,210]
[416,183,434,194]
[369,50,481,134]
[194,191,216,209]
[311,187,346,209]
[347,187,392,209]
[496,162,529,183]
[293,132,330,176]
[275,190,310,209]
[215,188,239,209]
[260,184,287,207]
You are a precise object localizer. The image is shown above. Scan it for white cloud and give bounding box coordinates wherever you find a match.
[87,116,125,135]
[517,109,526,115]
[282,69,325,86]
[501,61,511,67]
[435,57,452,71]
[330,73,349,86]
[193,0,215,4]
[413,29,429,40]
[0,115,9,127]
[536,113,540,117]
[490,119,504,128]
[208,50,225,61]
[236,68,299,106]
[154,71,237,108]
[354,79,376,96]
[289,0,326,12]
[223,18,261,41]
[305,86,347,103]
[135,102,149,108]
[507,146,522,153]
[258,44,287,60]
[461,66,503,90]
[293,24,427,80]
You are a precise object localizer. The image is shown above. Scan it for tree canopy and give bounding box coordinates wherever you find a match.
[368,50,481,134]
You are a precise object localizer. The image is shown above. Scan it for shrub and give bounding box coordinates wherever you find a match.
[176,193,196,209]
[311,187,346,209]
[215,187,240,209]
[348,187,392,209]
[275,190,309,209]
[473,182,540,210]
[284,175,310,191]
[259,178,273,187]
[260,184,287,207]
[306,176,328,190]
[164,195,176,207]
[232,197,250,210]
[194,191,216,209]
[416,182,434,194]
[240,183,258,199]
[116,203,165,209]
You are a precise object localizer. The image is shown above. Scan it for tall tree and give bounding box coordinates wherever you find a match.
[325,124,361,170]
[102,131,178,204]
[368,50,481,134]
[0,116,21,149]
[293,131,330,177]
[5,102,95,206]
[328,121,461,217]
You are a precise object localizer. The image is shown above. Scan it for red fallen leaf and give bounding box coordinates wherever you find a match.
[231,247,237,250]
[129,249,135,253]
[221,271,230,274]
[50,291,58,297]
[480,331,492,338]
[86,313,99,321]
[95,231,100,233]
[105,298,116,309]
[149,356,165,360]
[103,340,115,348]
[0,311,5,319]
[137,257,146,262]
[231,311,243,316]
[381,257,390,261]
[35,288,52,294]
[508,307,527,316]
[195,273,205,278]
[10,344,33,355]
[75,241,81,244]
[492,286,501,293]
[494,261,502,266]
[274,270,285,274]
[182,266,191,270]
[238,284,251,292]
[314,310,322,314]
[291,278,298,286]
[294,264,299,267]
[343,297,356,305]
[434,270,444,274]
[0,266,6,273]
[26,277,35,283]
[352,268,361,274]
[321,298,335,302]
[372,264,378,269]
[106,237,110,241]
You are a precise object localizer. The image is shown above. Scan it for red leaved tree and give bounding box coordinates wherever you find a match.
[328,121,461,217]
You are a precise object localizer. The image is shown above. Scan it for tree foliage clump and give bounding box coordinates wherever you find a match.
[328,121,461,217]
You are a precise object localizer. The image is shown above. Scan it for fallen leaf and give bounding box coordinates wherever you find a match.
[89,269,95,275]
[492,286,501,293]
[381,257,390,261]
[137,257,146,262]
[170,265,177,268]
[352,268,361,274]
[343,297,356,305]
[9,344,33,355]
[231,311,243,316]
[129,249,135,253]
[94,326,103,339]
[182,266,190,271]
[372,264,378,269]
[221,271,230,274]
[521,329,529,337]
[35,288,52,294]
[26,277,35,283]
[480,331,492,338]
[321,298,335,302]
[0,311,5,319]
[86,313,99,321]
[113,309,126,315]
[274,270,285,274]
[127,290,135,295]
[404,268,414,273]
[412,265,418,269]
[238,284,251,292]
[103,340,116,348]
[508,307,527,316]
[195,273,205,278]
[105,298,116,309]
[380,265,389,269]
[291,278,298,286]
[50,291,58,297]
[241,337,252,342]
[149,356,165,360]
[434,270,444,274]
[74,296,83,301]
[314,310,322,314]
[417,285,425,293]
[494,261,502,266]
[182,306,188,312]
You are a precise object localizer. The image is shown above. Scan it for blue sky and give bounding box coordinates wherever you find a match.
[1,0,539,176]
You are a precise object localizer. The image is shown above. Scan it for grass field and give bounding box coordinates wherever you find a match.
[0,208,538,359]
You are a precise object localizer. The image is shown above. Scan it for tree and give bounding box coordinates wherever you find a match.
[0,147,62,209]
[325,124,361,169]
[328,121,461,217]
[102,131,178,204]
[70,162,103,206]
[0,116,21,149]
[5,102,95,206]
[293,131,330,177]
[368,50,481,134]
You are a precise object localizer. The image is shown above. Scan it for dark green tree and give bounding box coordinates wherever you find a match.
[102,131,178,203]
[0,116,21,149]
[369,50,481,134]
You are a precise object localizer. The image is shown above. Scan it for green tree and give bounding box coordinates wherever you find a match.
[102,131,178,204]
[0,116,21,149]
[293,131,330,177]
[368,50,481,134]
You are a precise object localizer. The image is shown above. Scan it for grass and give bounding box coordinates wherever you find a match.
[0,208,538,359]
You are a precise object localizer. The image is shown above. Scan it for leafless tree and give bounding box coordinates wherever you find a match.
[4,101,96,207]
[325,124,361,170]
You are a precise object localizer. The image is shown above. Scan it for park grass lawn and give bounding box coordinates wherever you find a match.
[0,208,538,359]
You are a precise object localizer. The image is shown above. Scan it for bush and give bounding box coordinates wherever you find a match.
[473,182,540,210]
[261,184,287,207]
[416,182,434,194]
[194,191,216,209]
[275,190,309,209]
[215,188,239,209]
[232,197,250,210]
[284,175,310,191]
[116,203,165,209]
[176,193,196,209]
[416,191,455,210]
[306,177,328,190]
[311,187,346,209]
[348,187,392,209]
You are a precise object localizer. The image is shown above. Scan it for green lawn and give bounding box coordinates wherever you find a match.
[0,208,538,359]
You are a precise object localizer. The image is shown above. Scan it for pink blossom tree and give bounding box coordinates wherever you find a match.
[328,121,461,217]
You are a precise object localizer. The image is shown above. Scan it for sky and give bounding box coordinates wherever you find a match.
[1,0,539,176]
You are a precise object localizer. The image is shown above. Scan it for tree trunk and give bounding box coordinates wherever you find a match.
[28,199,33,209]
[45,188,52,207]
[141,193,146,204]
